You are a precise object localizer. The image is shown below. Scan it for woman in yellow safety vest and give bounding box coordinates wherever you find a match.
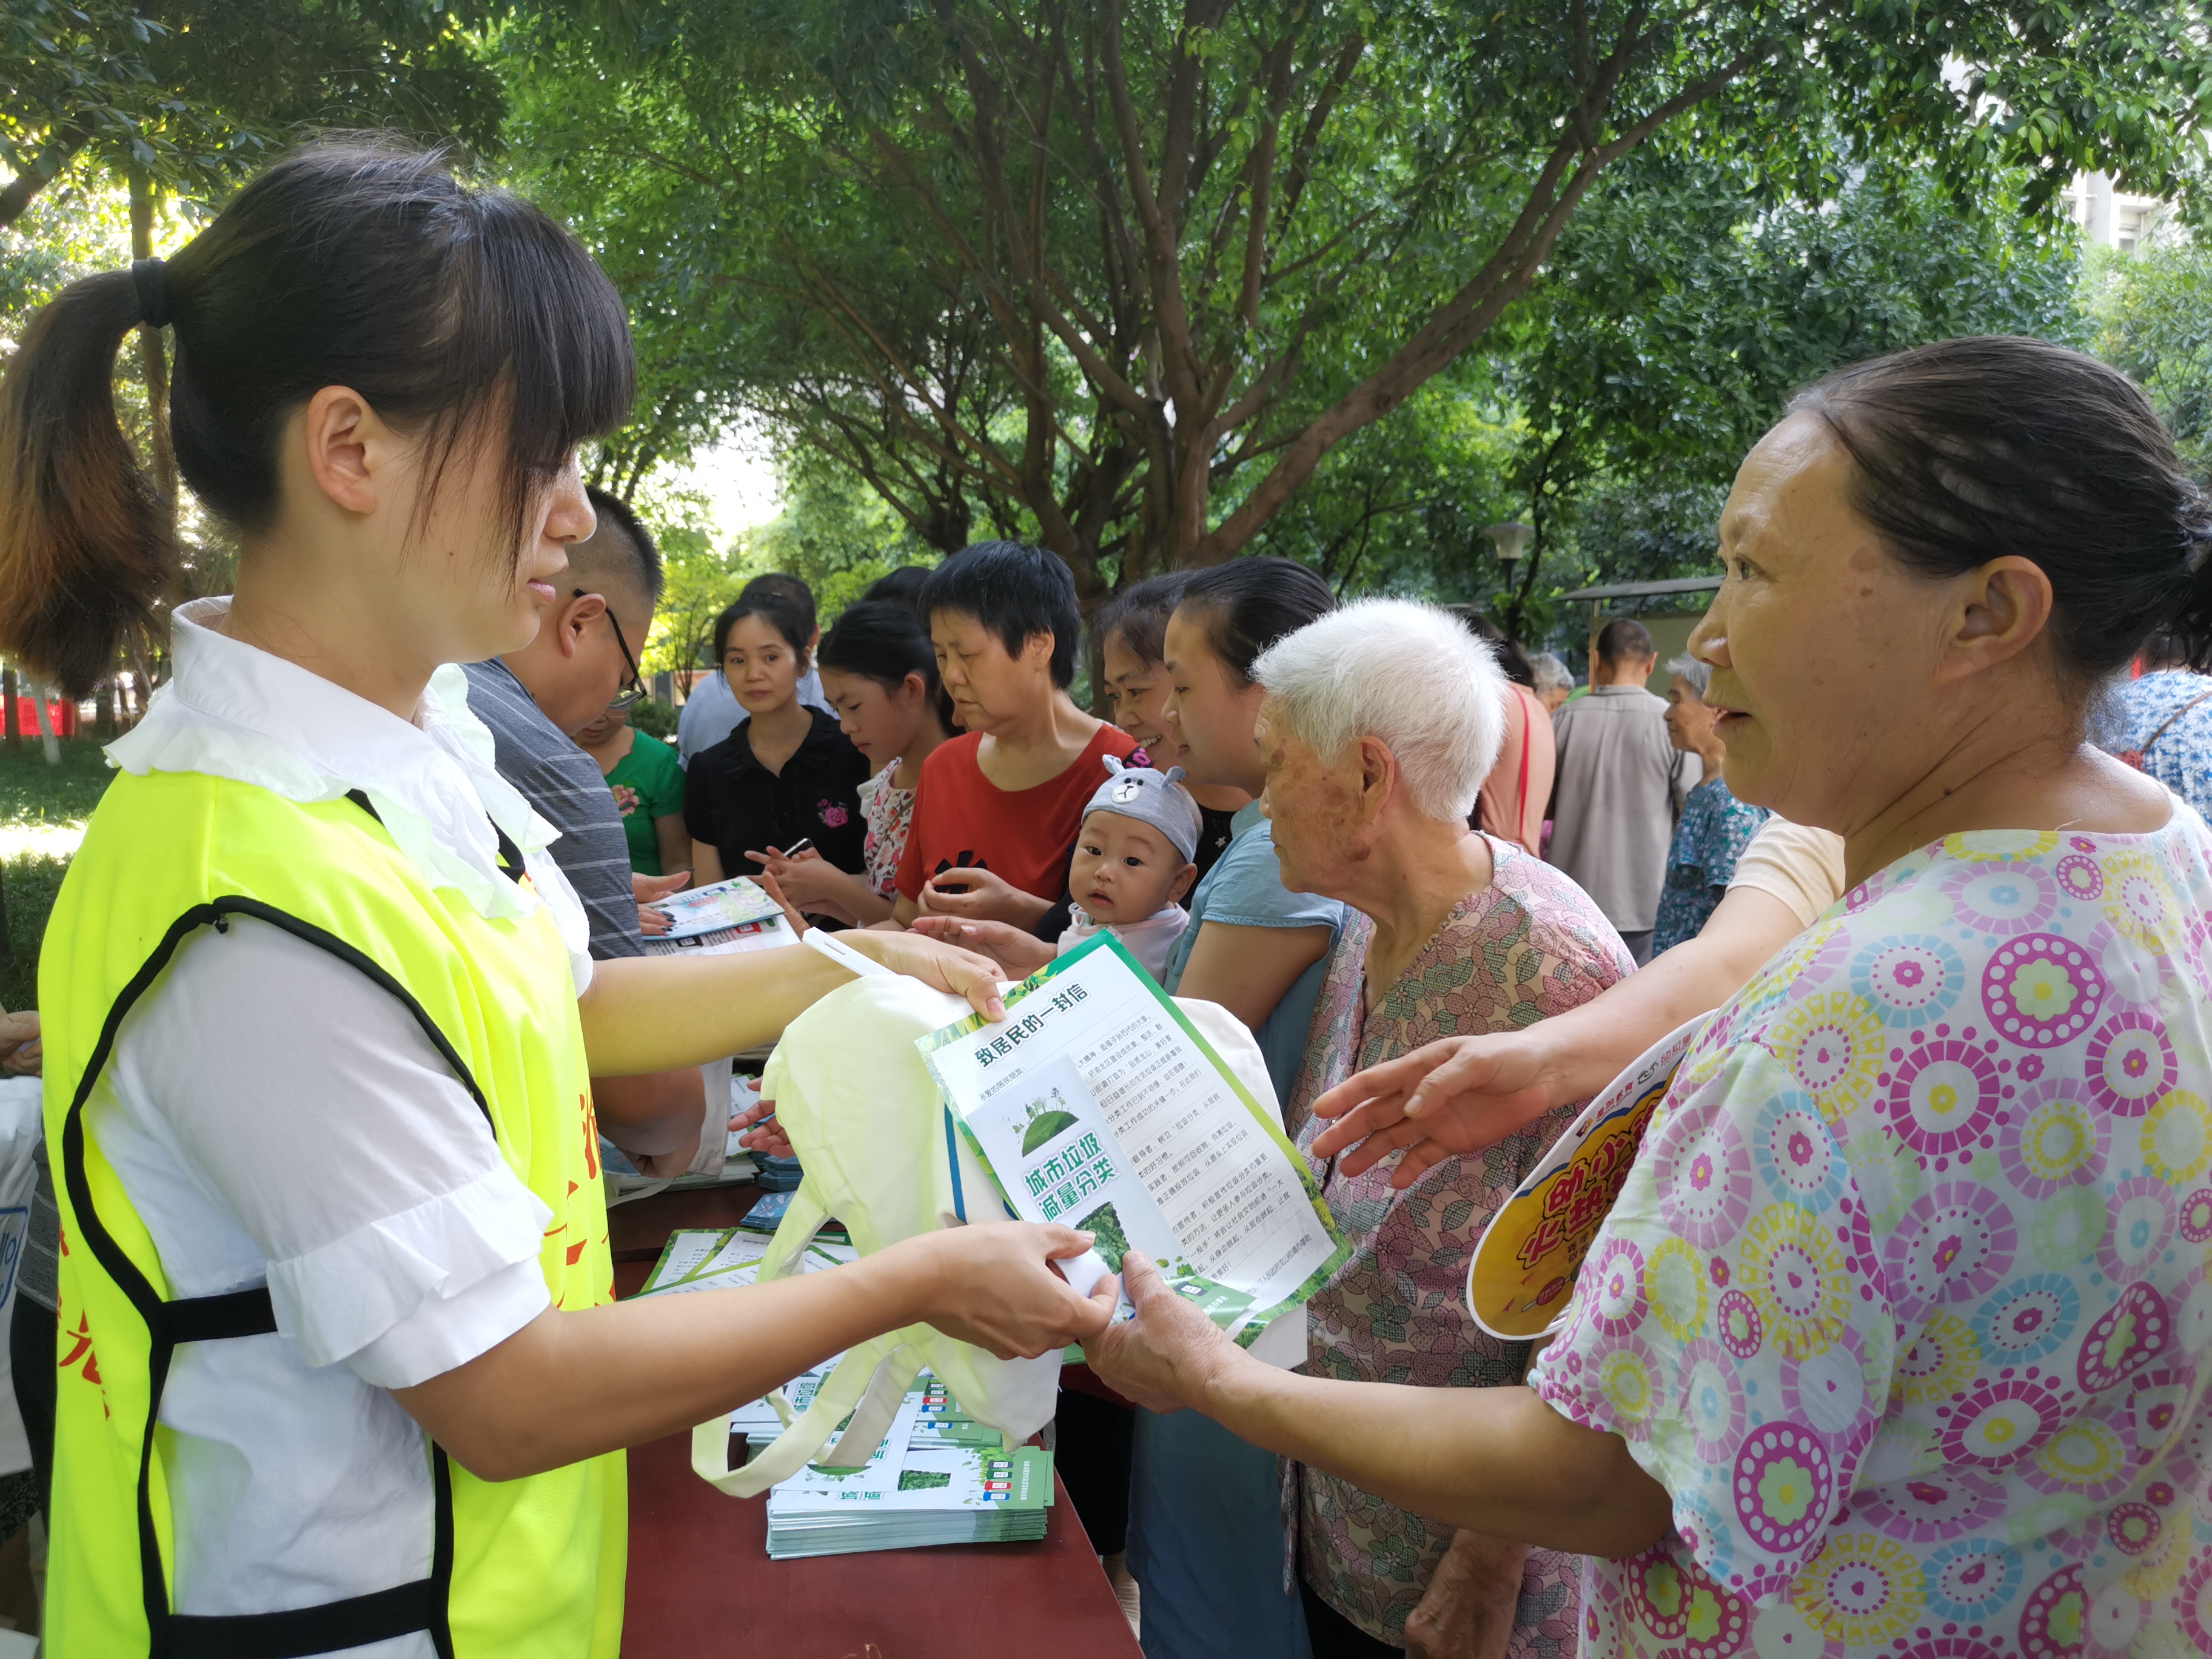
[0,141,1107,1658]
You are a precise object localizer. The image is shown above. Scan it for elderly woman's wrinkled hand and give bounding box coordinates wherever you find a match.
[1082,1249,1245,1415]
[1308,1030,1561,1188]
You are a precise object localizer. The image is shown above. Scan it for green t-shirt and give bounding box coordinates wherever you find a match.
[605,729,686,876]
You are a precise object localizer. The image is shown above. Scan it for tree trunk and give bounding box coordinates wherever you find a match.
[1,665,15,749]
[129,170,179,543]
[0,118,92,232]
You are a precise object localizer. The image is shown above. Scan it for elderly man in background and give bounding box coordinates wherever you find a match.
[1545,617,1697,962]
[1256,599,1631,1659]
[464,488,710,1178]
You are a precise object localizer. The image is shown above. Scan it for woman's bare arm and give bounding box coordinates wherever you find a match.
[575,930,1005,1076]
[1084,1253,1669,1558]
[399,1223,1108,1481]
[1173,921,1335,1035]
[1309,886,1804,1184]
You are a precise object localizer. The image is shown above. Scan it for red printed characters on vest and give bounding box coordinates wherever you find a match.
[60,1312,101,1389]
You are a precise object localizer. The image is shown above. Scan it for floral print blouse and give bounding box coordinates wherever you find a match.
[1285,838,1635,1650]
[1652,775,1771,955]
[1531,817,2212,1659]
[857,766,914,900]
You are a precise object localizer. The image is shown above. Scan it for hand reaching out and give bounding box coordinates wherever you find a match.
[729,1094,794,1161]
[836,927,1011,1022]
[893,1222,1115,1359]
[633,870,688,937]
[1305,1031,1564,1189]
[908,915,1056,977]
[918,866,1051,928]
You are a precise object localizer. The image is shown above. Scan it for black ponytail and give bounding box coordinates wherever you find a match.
[0,272,172,697]
[0,137,634,699]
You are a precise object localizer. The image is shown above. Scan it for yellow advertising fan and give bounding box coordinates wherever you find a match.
[1465,1016,1706,1341]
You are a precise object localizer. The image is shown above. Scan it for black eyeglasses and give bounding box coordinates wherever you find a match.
[577,588,645,711]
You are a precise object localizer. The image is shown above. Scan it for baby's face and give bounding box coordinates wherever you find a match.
[1069,811,1192,924]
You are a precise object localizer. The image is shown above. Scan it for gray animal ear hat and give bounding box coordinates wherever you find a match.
[1084,754,1202,863]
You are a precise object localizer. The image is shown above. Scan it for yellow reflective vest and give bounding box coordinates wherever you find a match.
[39,767,625,1657]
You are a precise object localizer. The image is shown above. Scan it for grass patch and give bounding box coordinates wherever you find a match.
[0,737,113,827]
[0,738,113,1012]
[1,854,68,1013]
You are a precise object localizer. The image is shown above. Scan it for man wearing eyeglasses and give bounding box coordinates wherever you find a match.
[463,487,708,1178]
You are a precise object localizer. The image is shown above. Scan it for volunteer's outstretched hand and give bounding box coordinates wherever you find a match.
[900,1222,1116,1358]
[836,927,1011,1022]
[907,914,1056,977]
[1307,1030,1561,1188]
[1081,1248,1242,1415]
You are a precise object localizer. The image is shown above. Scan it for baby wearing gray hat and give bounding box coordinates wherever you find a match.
[1056,755,1202,981]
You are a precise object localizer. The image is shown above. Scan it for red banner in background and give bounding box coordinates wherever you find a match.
[6,695,76,738]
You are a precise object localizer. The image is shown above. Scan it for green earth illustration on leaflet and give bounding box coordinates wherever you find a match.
[1018,1088,1081,1155]
[897,1470,953,1491]
[1074,1201,1131,1271]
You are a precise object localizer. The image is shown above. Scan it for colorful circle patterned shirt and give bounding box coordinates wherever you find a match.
[1529,815,2212,1659]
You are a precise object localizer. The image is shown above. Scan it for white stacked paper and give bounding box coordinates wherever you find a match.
[764,1444,1054,1559]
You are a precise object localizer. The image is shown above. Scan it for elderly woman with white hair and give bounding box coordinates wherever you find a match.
[1652,653,1771,954]
[1260,599,1632,1659]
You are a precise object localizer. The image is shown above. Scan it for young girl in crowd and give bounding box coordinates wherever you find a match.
[1094,574,1246,882]
[0,139,1097,1658]
[754,599,952,926]
[685,584,869,886]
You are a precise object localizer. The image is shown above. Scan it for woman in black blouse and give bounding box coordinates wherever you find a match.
[685,588,869,891]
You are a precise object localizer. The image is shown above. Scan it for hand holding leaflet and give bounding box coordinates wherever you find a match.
[654,875,787,937]
[919,931,1348,1350]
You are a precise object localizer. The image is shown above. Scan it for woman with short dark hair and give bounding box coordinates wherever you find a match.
[1088,335,2212,1658]
[892,540,1139,928]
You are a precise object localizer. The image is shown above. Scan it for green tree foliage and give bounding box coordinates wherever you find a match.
[1485,153,2090,635]
[503,0,2208,611]
[2085,236,2212,479]
[1,0,511,229]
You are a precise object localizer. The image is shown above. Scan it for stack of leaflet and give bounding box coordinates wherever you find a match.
[643,1231,1057,1557]
[755,1375,1054,1560]
[634,1227,857,1299]
[754,1154,805,1193]
[737,1190,848,1242]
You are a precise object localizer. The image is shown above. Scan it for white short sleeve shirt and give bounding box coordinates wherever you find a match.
[82,600,594,1642]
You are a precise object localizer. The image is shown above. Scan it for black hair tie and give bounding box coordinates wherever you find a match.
[130,257,171,329]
